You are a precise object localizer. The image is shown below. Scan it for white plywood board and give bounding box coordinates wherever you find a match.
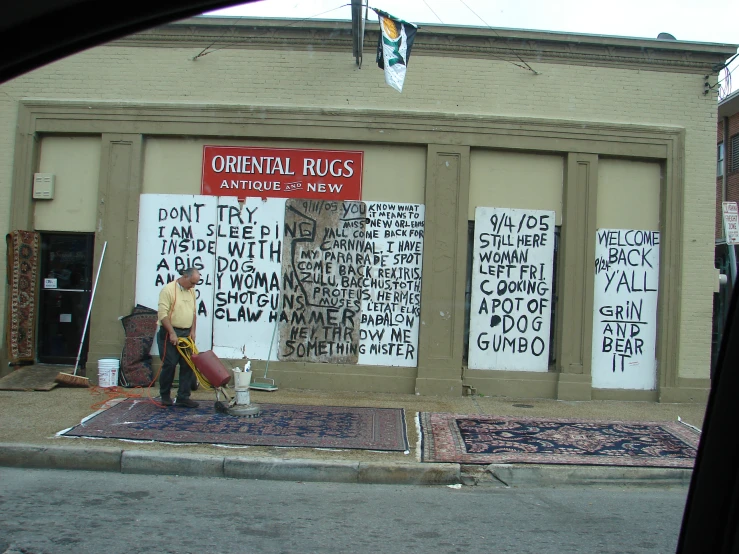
[135,194,427,368]
[212,197,284,360]
[468,207,555,372]
[135,194,217,353]
[591,229,659,390]
[358,202,424,367]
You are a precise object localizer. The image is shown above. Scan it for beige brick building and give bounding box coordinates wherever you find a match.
[1,17,735,402]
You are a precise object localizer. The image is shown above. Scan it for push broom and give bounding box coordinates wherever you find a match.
[249,289,280,392]
[55,241,107,387]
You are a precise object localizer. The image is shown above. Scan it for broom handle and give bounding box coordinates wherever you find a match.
[264,290,283,378]
[74,241,107,375]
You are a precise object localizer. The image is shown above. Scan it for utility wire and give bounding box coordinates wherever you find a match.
[456,0,539,75]
[715,52,739,72]
[420,0,445,24]
[193,9,252,60]
[193,2,353,59]
[193,0,539,77]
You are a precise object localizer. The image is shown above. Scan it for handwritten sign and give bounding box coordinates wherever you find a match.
[723,202,739,245]
[135,194,217,352]
[358,202,424,367]
[468,207,555,372]
[135,194,426,368]
[278,199,368,363]
[201,146,363,201]
[591,229,659,390]
[211,197,283,360]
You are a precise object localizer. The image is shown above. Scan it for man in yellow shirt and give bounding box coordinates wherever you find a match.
[157,267,200,408]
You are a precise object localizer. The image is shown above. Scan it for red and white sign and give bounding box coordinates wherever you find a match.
[201,146,363,200]
[723,201,739,245]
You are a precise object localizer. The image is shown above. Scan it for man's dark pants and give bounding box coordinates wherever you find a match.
[157,326,194,400]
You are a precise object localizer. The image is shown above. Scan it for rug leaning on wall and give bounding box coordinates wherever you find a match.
[5,231,40,364]
[119,304,158,387]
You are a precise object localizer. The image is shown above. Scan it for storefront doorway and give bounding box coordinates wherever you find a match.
[37,233,95,365]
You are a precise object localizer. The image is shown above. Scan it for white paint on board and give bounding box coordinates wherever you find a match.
[135,194,217,353]
[212,197,284,360]
[468,207,555,372]
[358,202,424,367]
[134,194,427,367]
[591,228,659,390]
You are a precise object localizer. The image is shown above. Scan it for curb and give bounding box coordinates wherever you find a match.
[0,443,691,487]
[483,463,693,487]
[0,443,121,472]
[0,443,460,485]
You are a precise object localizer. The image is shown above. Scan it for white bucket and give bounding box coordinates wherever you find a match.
[234,370,252,405]
[98,358,120,388]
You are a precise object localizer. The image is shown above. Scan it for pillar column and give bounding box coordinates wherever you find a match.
[555,153,598,400]
[415,145,470,395]
[87,134,143,366]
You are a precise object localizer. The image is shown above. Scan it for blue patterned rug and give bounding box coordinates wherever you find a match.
[63,399,408,451]
[419,413,699,467]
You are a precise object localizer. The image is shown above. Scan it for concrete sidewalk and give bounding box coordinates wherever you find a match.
[0,386,705,487]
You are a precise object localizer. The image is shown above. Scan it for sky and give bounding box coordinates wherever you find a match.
[205,0,738,95]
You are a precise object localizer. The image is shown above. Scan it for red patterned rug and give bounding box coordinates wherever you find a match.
[120,305,158,387]
[63,399,409,451]
[419,413,699,468]
[5,231,40,364]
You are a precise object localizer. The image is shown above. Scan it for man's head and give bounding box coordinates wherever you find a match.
[178,267,200,289]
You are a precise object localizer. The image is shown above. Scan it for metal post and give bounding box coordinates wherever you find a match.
[728,243,737,286]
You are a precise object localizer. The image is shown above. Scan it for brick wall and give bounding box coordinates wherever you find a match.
[717,112,739,237]
[0,41,722,380]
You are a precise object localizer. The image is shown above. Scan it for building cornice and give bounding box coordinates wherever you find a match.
[109,16,738,74]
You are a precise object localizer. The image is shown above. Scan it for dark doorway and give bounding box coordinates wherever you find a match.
[37,233,95,366]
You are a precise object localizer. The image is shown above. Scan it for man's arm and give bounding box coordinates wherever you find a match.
[190,309,197,342]
[160,316,178,346]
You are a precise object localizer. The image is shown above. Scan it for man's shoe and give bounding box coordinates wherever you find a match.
[160,395,173,407]
[175,397,199,408]
[191,377,199,391]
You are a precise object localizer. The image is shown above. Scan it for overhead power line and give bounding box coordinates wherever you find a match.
[456,0,539,75]
[193,3,353,60]
[420,0,445,24]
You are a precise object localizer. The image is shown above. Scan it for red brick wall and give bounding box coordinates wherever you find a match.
[716,112,739,238]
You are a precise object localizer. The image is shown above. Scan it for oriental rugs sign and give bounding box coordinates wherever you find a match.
[201,146,364,201]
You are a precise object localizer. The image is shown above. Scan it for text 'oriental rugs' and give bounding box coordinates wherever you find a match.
[63,399,408,451]
[419,413,699,468]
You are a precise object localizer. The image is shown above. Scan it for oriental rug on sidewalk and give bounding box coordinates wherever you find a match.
[62,399,409,451]
[418,413,699,468]
[5,231,40,364]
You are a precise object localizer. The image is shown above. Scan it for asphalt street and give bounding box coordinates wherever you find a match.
[0,467,687,554]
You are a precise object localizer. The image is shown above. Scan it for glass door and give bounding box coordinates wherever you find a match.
[37,233,95,365]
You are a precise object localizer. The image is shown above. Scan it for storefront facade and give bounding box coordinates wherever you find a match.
[1,18,735,401]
